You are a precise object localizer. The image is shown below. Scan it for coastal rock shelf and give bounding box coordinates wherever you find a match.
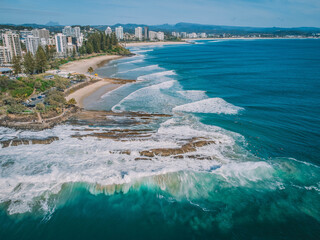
[0,136,59,148]
[68,110,172,127]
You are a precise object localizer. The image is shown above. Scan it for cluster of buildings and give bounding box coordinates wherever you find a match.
[172,32,207,39]
[0,26,84,65]
[105,26,164,41]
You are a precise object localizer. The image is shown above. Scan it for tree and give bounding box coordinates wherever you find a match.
[86,42,94,54]
[79,45,86,55]
[35,46,47,73]
[87,67,94,75]
[36,102,45,111]
[12,55,22,75]
[67,98,77,106]
[23,52,35,75]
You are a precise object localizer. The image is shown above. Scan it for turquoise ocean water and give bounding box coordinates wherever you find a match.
[1,39,320,239]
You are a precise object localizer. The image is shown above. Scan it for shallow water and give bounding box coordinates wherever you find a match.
[1,39,320,239]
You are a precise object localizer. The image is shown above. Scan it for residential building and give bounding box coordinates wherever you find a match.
[135,27,143,40]
[157,32,165,41]
[26,35,40,55]
[20,29,32,43]
[62,26,73,37]
[200,33,207,38]
[74,27,81,38]
[181,32,187,38]
[115,26,124,40]
[32,28,50,41]
[2,31,22,57]
[55,33,67,55]
[149,31,157,41]
[144,26,149,40]
[105,27,112,36]
[0,46,12,65]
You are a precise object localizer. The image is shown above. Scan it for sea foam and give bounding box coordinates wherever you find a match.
[173,98,244,114]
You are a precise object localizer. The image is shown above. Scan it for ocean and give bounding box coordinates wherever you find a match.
[1,39,320,239]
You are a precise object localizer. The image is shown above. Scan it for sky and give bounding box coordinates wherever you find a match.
[1,0,320,27]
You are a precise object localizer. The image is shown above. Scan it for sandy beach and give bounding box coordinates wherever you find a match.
[60,54,123,75]
[66,79,120,108]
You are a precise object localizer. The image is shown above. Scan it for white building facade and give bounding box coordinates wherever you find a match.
[26,35,40,55]
[55,33,67,55]
[115,26,124,40]
[135,27,143,40]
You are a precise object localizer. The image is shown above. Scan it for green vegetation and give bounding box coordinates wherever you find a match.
[0,74,72,115]
[79,32,131,56]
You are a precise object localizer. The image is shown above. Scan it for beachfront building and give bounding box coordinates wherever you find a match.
[55,33,67,55]
[200,33,207,38]
[135,27,143,41]
[115,26,124,40]
[2,31,22,58]
[0,46,12,65]
[149,31,157,41]
[144,26,149,40]
[26,35,40,55]
[157,32,165,41]
[188,32,198,38]
[181,32,187,38]
[105,27,112,36]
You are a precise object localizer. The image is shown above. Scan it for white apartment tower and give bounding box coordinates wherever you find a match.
[157,32,165,41]
[55,33,67,55]
[2,31,22,58]
[105,27,112,36]
[0,46,12,65]
[148,31,157,41]
[115,26,124,40]
[135,27,143,40]
[26,35,40,55]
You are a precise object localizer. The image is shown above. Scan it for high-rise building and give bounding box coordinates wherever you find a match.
[144,26,149,40]
[115,26,124,40]
[0,46,12,65]
[149,31,157,41]
[181,32,187,38]
[26,35,40,55]
[157,32,165,41]
[105,27,112,36]
[62,26,73,37]
[20,29,32,43]
[74,27,81,38]
[200,33,207,38]
[2,31,22,58]
[55,33,67,55]
[135,27,143,41]
[32,28,50,41]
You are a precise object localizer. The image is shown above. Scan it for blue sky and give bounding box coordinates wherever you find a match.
[1,0,320,27]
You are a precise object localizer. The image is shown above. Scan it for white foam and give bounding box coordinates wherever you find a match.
[173,98,244,114]
[111,80,177,112]
[177,90,207,101]
[137,70,176,81]
[119,64,162,74]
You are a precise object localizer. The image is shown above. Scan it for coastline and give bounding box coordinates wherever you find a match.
[66,79,120,108]
[60,54,123,74]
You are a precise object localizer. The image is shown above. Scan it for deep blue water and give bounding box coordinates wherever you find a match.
[1,39,320,239]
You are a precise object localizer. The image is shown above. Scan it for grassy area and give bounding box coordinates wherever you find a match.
[0,74,77,115]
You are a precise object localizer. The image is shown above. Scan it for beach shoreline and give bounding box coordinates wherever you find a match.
[60,54,123,75]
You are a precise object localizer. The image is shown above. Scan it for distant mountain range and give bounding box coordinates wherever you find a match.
[1,22,320,35]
